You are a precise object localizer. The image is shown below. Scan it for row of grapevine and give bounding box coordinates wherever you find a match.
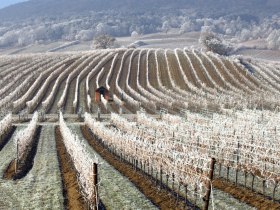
[136,50,169,109]
[174,49,209,98]
[86,51,116,111]
[115,49,140,109]
[183,49,217,95]
[73,51,105,111]
[59,112,99,208]
[200,51,242,94]
[154,50,189,109]
[85,112,215,208]
[207,53,253,93]
[25,55,80,112]
[0,59,26,78]
[0,58,49,98]
[145,50,174,108]
[1,49,280,115]
[13,55,76,112]
[0,74,35,110]
[0,113,13,138]
[42,55,89,112]
[105,53,119,90]
[126,50,157,111]
[57,54,94,109]
[15,112,39,161]
[135,111,280,199]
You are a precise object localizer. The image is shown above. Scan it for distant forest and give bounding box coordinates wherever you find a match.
[0,0,279,49]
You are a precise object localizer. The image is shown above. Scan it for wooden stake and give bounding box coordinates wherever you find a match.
[172,173,175,191]
[226,166,230,181]
[244,172,248,187]
[184,184,188,204]
[273,182,278,202]
[15,138,19,173]
[235,142,240,186]
[160,165,163,189]
[203,158,216,210]
[218,163,222,177]
[93,163,98,210]
[262,179,266,196]
[251,174,255,191]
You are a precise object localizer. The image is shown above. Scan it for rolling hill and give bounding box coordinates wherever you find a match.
[0,0,279,21]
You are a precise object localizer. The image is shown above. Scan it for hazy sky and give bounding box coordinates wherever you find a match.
[0,0,27,9]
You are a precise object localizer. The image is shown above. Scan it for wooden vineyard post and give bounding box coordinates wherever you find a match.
[251,174,255,191]
[184,184,188,204]
[172,173,175,190]
[235,142,240,186]
[244,172,248,187]
[97,108,101,121]
[203,158,216,210]
[273,181,278,202]
[160,165,163,189]
[93,163,98,210]
[15,138,19,173]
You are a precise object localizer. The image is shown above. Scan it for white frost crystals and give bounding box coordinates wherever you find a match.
[15,112,39,160]
[59,112,98,209]
[0,113,13,137]
[86,112,212,199]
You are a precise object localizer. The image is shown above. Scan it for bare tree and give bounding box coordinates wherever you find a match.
[92,34,116,49]
[161,21,171,33]
[200,31,233,55]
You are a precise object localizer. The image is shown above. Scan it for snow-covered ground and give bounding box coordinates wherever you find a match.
[235,48,280,62]
[0,31,200,54]
[0,31,279,63]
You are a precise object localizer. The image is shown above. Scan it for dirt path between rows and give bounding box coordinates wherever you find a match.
[213,179,280,210]
[3,126,41,180]
[55,126,87,210]
[81,125,195,210]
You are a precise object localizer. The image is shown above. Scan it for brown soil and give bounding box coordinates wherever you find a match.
[81,125,196,210]
[3,126,41,180]
[213,179,280,210]
[55,126,87,210]
[0,126,16,151]
[3,159,16,179]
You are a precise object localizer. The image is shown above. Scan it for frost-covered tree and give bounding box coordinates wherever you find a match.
[239,29,251,41]
[200,30,233,55]
[161,21,171,33]
[75,30,94,41]
[179,21,192,34]
[0,30,19,47]
[131,31,139,37]
[92,34,116,49]
[266,30,280,49]
[96,23,110,35]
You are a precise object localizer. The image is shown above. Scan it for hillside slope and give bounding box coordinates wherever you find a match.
[0,49,279,115]
[0,0,279,21]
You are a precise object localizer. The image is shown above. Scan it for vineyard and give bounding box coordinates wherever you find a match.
[0,48,280,209]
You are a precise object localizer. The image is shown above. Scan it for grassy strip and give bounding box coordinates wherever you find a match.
[213,179,280,210]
